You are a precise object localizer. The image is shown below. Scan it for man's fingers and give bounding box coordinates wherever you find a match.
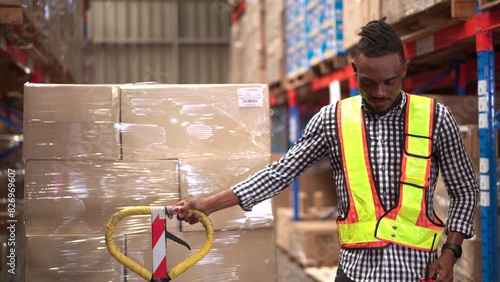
[188,214,200,225]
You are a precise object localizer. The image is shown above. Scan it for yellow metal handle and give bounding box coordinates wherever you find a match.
[104,206,214,281]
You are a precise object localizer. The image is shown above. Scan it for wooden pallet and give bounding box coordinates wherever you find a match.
[304,266,339,282]
[392,0,476,44]
[269,78,287,95]
[479,0,500,10]
[310,55,350,78]
[286,71,314,90]
[278,247,340,282]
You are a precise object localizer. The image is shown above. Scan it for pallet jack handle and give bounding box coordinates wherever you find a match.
[105,206,214,281]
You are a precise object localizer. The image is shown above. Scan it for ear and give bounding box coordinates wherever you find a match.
[351,60,357,76]
[402,59,410,78]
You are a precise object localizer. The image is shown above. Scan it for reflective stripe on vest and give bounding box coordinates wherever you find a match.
[337,94,444,251]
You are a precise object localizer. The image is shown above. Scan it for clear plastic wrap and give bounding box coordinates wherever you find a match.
[120,84,271,160]
[23,83,276,281]
[23,84,120,160]
[26,228,276,281]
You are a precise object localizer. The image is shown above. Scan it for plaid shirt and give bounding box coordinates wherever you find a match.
[232,92,478,281]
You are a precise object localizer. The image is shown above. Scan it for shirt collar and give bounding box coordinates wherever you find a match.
[361,91,406,116]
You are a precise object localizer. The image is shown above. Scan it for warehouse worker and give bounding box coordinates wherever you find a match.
[173,18,478,282]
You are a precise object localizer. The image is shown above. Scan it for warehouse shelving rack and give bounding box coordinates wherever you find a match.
[228,0,500,280]
[0,0,92,85]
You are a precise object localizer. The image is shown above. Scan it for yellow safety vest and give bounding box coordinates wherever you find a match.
[336,94,444,251]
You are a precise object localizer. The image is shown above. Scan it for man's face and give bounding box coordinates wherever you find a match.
[352,53,409,115]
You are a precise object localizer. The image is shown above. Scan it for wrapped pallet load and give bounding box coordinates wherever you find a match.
[23,83,276,281]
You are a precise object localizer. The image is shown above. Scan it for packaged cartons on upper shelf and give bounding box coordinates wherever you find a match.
[2,0,85,83]
[342,0,381,51]
[265,0,286,84]
[238,0,266,83]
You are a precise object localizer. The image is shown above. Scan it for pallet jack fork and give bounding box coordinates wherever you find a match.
[105,206,214,281]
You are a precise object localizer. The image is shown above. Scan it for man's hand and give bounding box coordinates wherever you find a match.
[169,198,210,225]
[427,249,457,282]
[168,189,242,225]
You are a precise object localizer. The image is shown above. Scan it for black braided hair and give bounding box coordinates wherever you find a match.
[355,17,405,61]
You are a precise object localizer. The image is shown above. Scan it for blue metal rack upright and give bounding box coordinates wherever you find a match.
[477,1,500,281]
[288,88,302,221]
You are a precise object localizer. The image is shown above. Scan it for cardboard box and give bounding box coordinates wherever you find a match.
[23,122,120,160]
[342,0,381,50]
[26,271,121,282]
[24,160,181,235]
[23,84,120,160]
[272,156,338,216]
[382,0,442,24]
[26,234,123,273]
[421,94,500,125]
[120,84,271,160]
[125,228,277,281]
[289,220,340,267]
[434,176,483,282]
[179,156,274,232]
[275,207,294,251]
[24,83,119,124]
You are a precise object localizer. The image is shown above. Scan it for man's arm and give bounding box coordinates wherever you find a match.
[436,106,478,238]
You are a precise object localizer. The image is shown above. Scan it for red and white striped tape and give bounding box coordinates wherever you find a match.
[151,206,167,279]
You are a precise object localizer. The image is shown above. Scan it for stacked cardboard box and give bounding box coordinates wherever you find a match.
[239,0,266,83]
[23,83,277,281]
[229,22,243,83]
[434,175,482,282]
[342,0,381,50]
[265,0,286,84]
[382,0,448,25]
[275,207,339,267]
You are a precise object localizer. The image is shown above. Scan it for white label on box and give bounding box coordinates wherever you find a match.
[478,80,487,95]
[480,158,489,173]
[289,117,297,142]
[237,88,264,108]
[329,80,341,105]
[478,96,488,112]
[416,36,434,56]
[479,113,488,128]
[458,125,468,133]
[480,191,490,207]
[480,174,489,190]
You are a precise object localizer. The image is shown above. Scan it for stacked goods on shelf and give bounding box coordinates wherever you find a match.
[342,0,381,50]
[425,93,500,281]
[306,0,345,66]
[265,0,286,84]
[239,0,266,83]
[271,154,337,217]
[6,0,86,82]
[274,190,339,268]
[382,0,447,24]
[421,94,500,160]
[23,83,277,281]
[434,174,482,282]
[285,0,308,78]
[382,0,475,25]
[229,20,243,83]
